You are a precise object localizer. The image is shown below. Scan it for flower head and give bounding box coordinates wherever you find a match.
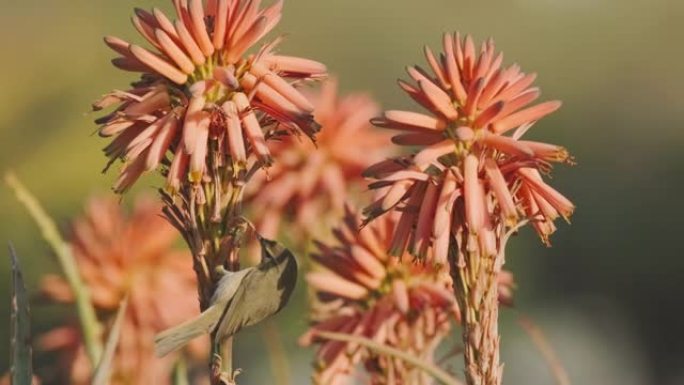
[95,0,326,193]
[364,33,575,261]
[246,78,391,240]
[300,206,459,384]
[40,196,204,385]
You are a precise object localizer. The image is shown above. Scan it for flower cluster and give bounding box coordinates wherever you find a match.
[39,196,205,385]
[301,206,517,384]
[246,78,391,241]
[94,0,326,193]
[301,207,458,384]
[364,33,575,263]
[362,33,574,385]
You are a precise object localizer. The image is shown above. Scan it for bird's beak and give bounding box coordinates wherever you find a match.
[258,236,278,263]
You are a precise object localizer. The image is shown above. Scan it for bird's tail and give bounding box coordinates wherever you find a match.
[154,305,223,357]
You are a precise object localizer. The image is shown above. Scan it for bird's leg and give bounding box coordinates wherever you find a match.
[210,349,241,385]
[211,351,223,384]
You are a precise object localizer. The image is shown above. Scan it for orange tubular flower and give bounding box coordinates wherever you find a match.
[94,0,326,193]
[364,33,575,385]
[301,206,518,385]
[245,78,391,240]
[39,197,205,385]
[365,33,575,262]
[301,207,459,385]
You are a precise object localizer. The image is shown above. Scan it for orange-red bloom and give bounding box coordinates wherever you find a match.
[301,207,458,385]
[301,206,516,384]
[365,33,575,261]
[95,0,326,193]
[246,78,391,240]
[40,196,205,385]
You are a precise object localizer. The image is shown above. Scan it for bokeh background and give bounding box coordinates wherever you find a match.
[1,0,683,384]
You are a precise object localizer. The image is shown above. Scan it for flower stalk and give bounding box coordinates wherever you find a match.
[449,235,502,385]
[160,164,253,384]
[94,1,326,382]
[363,33,575,385]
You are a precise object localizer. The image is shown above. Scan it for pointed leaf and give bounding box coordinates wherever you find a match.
[92,296,129,385]
[9,244,33,385]
[5,172,103,365]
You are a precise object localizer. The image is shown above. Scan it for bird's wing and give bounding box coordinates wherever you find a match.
[214,240,298,343]
[214,269,276,341]
[210,267,253,306]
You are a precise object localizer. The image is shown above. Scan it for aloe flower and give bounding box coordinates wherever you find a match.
[245,78,391,241]
[301,207,458,385]
[365,33,574,258]
[94,0,326,193]
[39,196,205,385]
[363,33,574,385]
[301,205,517,385]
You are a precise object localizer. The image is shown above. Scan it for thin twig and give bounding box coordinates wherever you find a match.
[517,315,571,385]
[314,331,464,385]
[5,172,103,365]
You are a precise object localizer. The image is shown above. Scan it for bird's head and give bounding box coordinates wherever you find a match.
[257,235,290,265]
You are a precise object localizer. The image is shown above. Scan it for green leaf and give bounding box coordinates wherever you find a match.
[91,296,128,385]
[5,172,103,365]
[9,243,33,385]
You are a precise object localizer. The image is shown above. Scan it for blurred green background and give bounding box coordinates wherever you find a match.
[1,0,683,384]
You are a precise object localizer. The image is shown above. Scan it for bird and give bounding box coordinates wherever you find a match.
[154,235,298,357]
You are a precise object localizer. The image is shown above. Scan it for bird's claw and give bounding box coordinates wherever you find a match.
[217,368,242,385]
[231,369,243,381]
[210,353,242,385]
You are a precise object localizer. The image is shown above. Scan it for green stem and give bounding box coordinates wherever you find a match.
[208,177,246,383]
[5,172,103,365]
[173,357,190,385]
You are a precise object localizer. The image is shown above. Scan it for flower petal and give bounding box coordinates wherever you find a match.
[464,154,484,232]
[129,45,187,84]
[491,101,561,134]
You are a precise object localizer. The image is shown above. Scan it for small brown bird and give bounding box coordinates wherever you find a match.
[154,236,298,357]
